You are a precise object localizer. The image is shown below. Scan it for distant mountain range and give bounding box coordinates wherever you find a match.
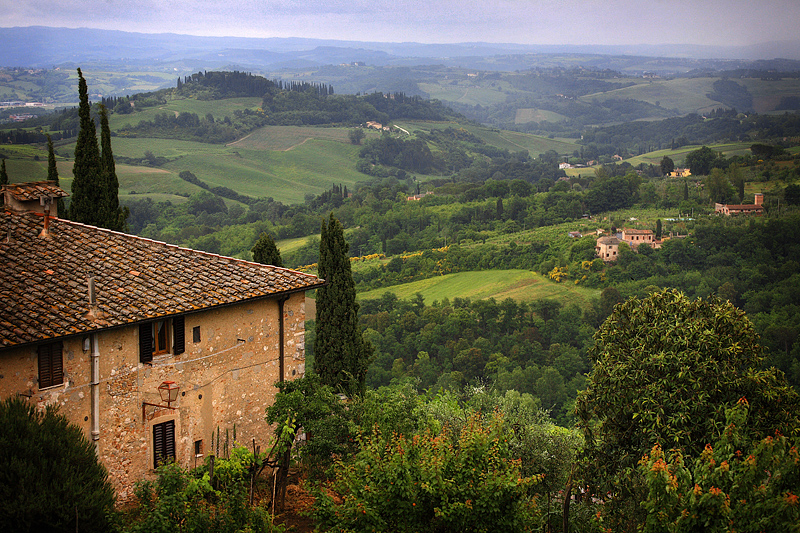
[3,26,800,74]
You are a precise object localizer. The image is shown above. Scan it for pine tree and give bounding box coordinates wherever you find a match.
[69,68,106,227]
[314,213,372,395]
[251,232,283,267]
[46,134,66,216]
[99,104,125,231]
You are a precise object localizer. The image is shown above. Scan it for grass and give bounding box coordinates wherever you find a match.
[394,120,579,156]
[358,269,600,309]
[626,142,755,167]
[108,97,263,129]
[580,78,722,115]
[515,108,568,124]
[418,82,512,107]
[57,126,373,204]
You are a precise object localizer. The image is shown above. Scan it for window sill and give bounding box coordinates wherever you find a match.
[38,382,67,392]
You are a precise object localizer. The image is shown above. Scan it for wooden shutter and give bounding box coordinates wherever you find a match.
[153,420,176,468]
[50,342,63,386]
[139,323,153,363]
[172,316,185,355]
[37,342,63,389]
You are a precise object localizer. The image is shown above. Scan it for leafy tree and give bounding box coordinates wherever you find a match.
[251,232,283,267]
[69,68,106,226]
[0,396,115,533]
[577,289,800,530]
[705,168,735,204]
[684,145,724,176]
[784,183,800,206]
[660,155,675,176]
[348,127,365,145]
[315,213,373,395]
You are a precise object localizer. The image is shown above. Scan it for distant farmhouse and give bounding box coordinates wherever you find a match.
[596,228,663,261]
[1,182,324,500]
[407,191,434,201]
[715,193,764,216]
[670,168,691,178]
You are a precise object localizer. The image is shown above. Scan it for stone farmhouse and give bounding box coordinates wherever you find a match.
[620,228,661,251]
[0,182,324,500]
[715,193,764,216]
[596,228,663,261]
[595,236,621,261]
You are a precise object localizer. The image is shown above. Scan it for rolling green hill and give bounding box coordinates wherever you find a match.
[358,269,600,308]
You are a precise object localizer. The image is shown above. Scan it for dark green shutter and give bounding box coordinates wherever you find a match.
[139,323,153,363]
[153,420,176,468]
[173,316,185,355]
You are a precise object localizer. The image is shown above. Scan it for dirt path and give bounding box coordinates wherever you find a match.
[226,132,254,147]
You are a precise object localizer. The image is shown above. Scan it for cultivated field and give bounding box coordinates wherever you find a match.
[358,269,600,309]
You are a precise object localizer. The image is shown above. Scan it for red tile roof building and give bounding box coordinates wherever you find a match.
[1,198,323,500]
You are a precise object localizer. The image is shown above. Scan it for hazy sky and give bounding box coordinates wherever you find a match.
[4,0,799,46]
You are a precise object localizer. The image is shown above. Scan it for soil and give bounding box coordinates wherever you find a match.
[259,469,317,532]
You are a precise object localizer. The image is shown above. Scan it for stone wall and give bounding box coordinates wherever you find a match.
[0,292,307,501]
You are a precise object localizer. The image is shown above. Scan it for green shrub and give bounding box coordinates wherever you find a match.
[0,396,116,533]
[126,452,282,533]
[639,398,800,533]
[313,411,542,533]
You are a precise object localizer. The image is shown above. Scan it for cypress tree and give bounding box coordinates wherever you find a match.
[314,213,372,395]
[0,158,7,207]
[69,68,106,227]
[251,232,283,267]
[46,134,66,216]
[99,104,125,231]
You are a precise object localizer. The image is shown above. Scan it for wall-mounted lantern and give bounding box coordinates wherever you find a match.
[142,380,180,424]
[157,380,179,407]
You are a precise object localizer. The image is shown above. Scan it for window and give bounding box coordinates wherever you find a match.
[194,439,204,457]
[140,316,185,363]
[38,341,64,389]
[153,320,170,355]
[192,326,201,344]
[153,420,176,468]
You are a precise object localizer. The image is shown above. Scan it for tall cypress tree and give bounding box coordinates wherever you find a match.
[314,213,372,395]
[99,104,125,231]
[69,68,105,227]
[0,158,7,207]
[46,134,66,216]
[251,232,283,267]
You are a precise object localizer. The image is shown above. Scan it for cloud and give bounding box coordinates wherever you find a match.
[2,0,799,47]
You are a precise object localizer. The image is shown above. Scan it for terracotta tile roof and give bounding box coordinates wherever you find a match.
[724,204,763,210]
[0,211,324,349]
[596,236,620,245]
[622,228,653,235]
[2,181,69,202]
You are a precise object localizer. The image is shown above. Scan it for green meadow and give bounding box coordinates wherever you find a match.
[358,269,601,308]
